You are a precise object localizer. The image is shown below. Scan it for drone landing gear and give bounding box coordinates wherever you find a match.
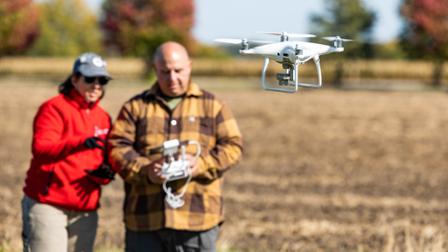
[261,57,323,93]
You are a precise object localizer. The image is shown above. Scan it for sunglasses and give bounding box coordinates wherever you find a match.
[83,76,109,85]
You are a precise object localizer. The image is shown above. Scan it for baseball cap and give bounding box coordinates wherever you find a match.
[72,52,112,79]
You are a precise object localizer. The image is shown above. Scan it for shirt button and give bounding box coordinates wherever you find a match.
[171,120,177,126]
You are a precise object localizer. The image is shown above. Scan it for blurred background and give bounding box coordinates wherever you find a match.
[1,0,448,86]
[1,0,448,251]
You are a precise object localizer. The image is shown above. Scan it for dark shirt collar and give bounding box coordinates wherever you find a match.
[146,82,203,100]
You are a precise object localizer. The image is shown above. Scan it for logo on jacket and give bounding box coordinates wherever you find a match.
[94,126,109,137]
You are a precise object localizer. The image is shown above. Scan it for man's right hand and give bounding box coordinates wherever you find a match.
[144,158,165,184]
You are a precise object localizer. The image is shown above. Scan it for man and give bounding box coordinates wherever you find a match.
[108,42,243,252]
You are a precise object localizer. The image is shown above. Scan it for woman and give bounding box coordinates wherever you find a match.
[22,52,115,252]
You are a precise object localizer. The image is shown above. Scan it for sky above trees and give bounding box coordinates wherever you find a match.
[85,0,403,44]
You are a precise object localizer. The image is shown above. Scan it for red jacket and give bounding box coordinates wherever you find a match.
[23,89,111,211]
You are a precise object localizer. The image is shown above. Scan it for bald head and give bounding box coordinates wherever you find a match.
[153,42,192,97]
[153,42,190,65]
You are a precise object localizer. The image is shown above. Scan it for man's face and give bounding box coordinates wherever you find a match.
[154,51,192,97]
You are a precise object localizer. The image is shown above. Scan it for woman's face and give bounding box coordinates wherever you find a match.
[71,75,108,103]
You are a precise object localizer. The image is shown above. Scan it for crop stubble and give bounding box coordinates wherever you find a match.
[0,76,447,251]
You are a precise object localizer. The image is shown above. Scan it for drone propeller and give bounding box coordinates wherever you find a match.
[323,36,353,49]
[323,36,353,42]
[214,38,245,45]
[259,32,316,39]
[214,38,271,49]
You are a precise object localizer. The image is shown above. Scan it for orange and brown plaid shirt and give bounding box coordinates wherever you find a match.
[108,82,243,231]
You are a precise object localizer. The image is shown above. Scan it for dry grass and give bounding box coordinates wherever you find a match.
[0,57,144,79]
[1,76,448,251]
[1,57,447,82]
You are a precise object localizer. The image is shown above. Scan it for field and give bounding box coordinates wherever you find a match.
[1,57,447,81]
[1,75,448,251]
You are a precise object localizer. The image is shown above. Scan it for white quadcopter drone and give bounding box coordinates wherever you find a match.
[215,32,351,93]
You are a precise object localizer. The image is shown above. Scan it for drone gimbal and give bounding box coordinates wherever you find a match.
[261,55,322,93]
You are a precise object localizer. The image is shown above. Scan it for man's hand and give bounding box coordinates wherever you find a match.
[185,154,199,177]
[144,158,165,184]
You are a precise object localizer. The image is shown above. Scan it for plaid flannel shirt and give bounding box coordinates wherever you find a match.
[108,82,243,231]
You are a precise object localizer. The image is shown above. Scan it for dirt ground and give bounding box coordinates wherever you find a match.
[1,76,448,251]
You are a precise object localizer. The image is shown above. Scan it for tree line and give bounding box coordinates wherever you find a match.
[1,0,447,84]
[0,0,196,58]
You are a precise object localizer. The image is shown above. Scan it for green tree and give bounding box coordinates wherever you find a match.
[0,0,39,56]
[310,0,376,58]
[309,0,376,87]
[400,0,448,87]
[28,0,102,56]
[101,0,195,59]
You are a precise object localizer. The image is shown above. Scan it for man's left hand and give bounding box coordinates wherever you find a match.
[185,154,199,177]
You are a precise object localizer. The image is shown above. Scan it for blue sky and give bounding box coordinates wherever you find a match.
[87,0,403,44]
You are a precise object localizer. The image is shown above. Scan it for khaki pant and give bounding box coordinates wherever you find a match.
[21,196,98,252]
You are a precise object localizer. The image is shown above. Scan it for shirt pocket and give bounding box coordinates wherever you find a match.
[179,115,214,147]
[181,115,200,135]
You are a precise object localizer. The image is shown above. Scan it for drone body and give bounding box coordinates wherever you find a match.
[240,41,343,63]
[216,32,350,93]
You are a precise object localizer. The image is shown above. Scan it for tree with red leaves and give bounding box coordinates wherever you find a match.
[400,0,448,86]
[0,0,39,56]
[101,0,195,58]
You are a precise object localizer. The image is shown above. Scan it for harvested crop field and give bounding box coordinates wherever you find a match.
[1,76,447,251]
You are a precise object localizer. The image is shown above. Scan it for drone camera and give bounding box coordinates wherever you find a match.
[276,65,295,86]
[276,73,290,85]
[276,72,290,80]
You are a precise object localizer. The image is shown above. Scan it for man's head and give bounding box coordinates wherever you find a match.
[153,42,192,97]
